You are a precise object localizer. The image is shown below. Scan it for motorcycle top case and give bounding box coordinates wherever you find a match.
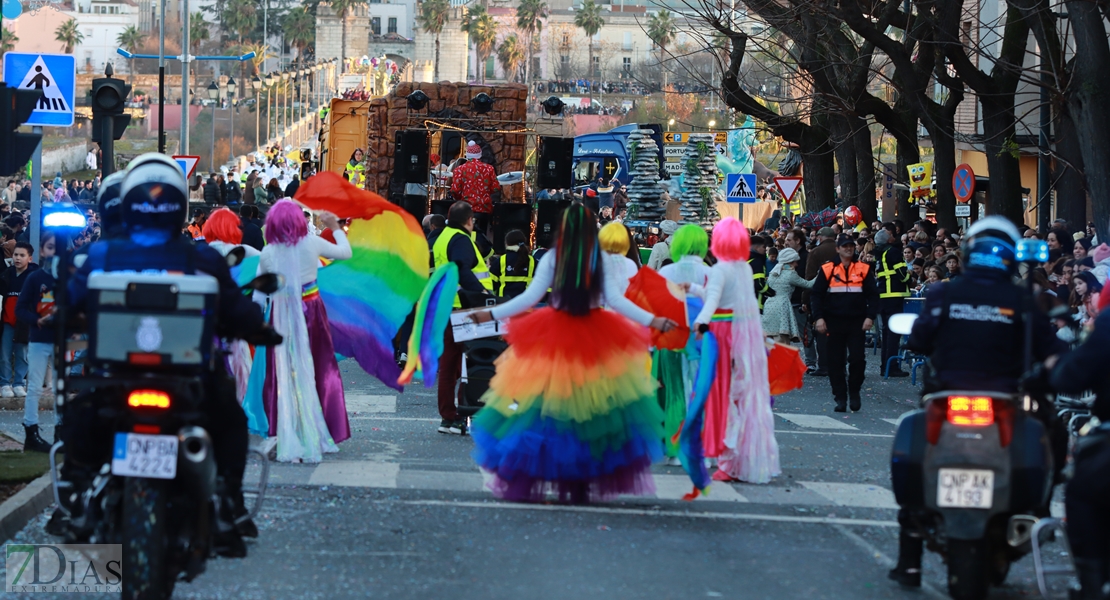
[87,271,219,368]
[890,409,927,507]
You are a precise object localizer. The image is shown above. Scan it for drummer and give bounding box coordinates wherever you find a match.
[450,141,499,236]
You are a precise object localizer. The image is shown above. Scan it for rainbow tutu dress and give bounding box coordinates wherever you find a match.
[471,307,664,503]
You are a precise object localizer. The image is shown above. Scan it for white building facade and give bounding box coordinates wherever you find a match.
[66,0,141,75]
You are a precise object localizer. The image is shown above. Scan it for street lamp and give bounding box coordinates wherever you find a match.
[708,119,716,131]
[252,75,262,152]
[207,80,220,172]
[226,77,236,165]
[264,72,275,145]
[281,71,290,139]
[668,118,675,126]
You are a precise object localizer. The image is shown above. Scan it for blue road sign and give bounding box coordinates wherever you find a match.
[725,173,757,203]
[2,0,22,20]
[3,53,76,127]
[953,163,975,202]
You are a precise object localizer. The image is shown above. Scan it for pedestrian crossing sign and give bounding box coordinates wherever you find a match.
[3,53,76,127]
[725,173,757,203]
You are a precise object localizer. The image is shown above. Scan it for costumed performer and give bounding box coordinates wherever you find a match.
[469,205,679,503]
[258,200,351,462]
[201,208,260,405]
[656,224,712,463]
[690,217,780,484]
[599,221,639,293]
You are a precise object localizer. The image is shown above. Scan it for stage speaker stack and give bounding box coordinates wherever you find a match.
[394,130,430,184]
[430,199,453,217]
[535,199,571,248]
[536,136,574,190]
[491,203,533,254]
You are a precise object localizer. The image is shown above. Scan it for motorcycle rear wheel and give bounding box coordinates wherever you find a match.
[121,478,173,600]
[947,539,991,600]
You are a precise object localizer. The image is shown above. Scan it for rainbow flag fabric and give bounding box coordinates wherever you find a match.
[295,172,429,390]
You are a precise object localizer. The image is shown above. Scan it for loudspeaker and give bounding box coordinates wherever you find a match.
[430,199,453,217]
[537,136,574,190]
[394,130,429,184]
[491,203,533,254]
[399,195,427,221]
[535,199,571,248]
[456,339,509,417]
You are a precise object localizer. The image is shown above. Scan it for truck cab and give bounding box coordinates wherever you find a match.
[571,124,663,191]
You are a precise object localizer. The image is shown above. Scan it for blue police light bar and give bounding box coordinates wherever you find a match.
[1016,239,1049,264]
[116,49,256,62]
[42,203,87,230]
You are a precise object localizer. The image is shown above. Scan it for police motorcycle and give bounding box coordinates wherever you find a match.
[887,228,1056,600]
[45,157,283,600]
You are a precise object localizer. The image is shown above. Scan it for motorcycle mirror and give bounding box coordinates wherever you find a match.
[226,246,247,268]
[887,313,918,336]
[242,273,284,295]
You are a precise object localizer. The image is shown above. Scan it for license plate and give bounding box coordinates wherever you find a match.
[111,433,178,479]
[937,468,994,509]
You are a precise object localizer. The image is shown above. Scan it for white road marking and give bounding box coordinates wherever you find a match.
[777,414,860,431]
[653,474,748,502]
[389,499,899,527]
[308,461,400,488]
[800,482,899,510]
[833,524,948,599]
[345,394,397,413]
[348,416,438,422]
[881,418,901,426]
[778,430,894,438]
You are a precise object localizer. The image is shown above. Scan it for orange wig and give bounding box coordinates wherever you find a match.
[201,208,243,245]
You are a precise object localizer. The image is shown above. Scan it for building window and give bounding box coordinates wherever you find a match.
[591,55,599,76]
[387,17,397,34]
[560,54,569,64]
[623,32,632,51]
[622,57,631,72]
[561,32,570,47]
[961,20,972,45]
[371,17,381,35]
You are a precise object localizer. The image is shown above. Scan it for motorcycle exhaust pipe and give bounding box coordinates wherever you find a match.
[1007,514,1039,548]
[177,426,216,503]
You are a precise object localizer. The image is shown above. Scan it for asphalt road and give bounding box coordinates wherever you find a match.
[1,351,1075,599]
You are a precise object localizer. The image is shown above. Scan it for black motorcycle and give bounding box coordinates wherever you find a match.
[48,268,281,599]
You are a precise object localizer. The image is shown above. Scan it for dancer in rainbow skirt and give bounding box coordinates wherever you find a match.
[469,205,678,503]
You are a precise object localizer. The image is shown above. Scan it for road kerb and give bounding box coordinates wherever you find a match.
[0,474,53,542]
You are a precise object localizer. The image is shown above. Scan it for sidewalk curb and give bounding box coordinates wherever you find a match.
[0,474,53,542]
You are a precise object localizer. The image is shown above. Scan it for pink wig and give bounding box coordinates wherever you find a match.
[710,217,750,262]
[264,199,308,245]
[202,208,243,245]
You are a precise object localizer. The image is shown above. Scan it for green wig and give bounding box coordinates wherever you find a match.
[670,224,709,259]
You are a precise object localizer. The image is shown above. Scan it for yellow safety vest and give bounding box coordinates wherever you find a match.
[749,258,769,310]
[432,227,493,308]
[495,254,535,296]
[876,248,911,299]
[345,161,366,186]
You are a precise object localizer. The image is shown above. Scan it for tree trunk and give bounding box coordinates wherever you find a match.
[1054,99,1087,229]
[1063,0,1110,241]
[895,129,919,224]
[434,35,441,82]
[852,118,876,223]
[832,115,859,210]
[930,122,958,231]
[979,95,1024,224]
[801,114,835,210]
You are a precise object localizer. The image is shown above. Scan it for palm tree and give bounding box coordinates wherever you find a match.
[0,27,17,57]
[190,14,210,78]
[497,34,526,83]
[55,18,84,54]
[647,9,676,88]
[283,6,315,67]
[240,43,275,77]
[515,0,546,88]
[417,0,451,82]
[330,0,367,73]
[116,25,144,83]
[573,0,603,99]
[462,6,498,83]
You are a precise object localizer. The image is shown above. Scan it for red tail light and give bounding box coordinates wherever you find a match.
[128,389,171,409]
[994,400,1015,447]
[947,395,994,426]
[128,353,163,366]
[925,397,948,444]
[133,424,162,434]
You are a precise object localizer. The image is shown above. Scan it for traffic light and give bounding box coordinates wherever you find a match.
[0,83,43,177]
[91,68,132,176]
[91,74,131,141]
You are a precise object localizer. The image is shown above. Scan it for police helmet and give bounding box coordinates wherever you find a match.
[120,153,188,236]
[962,216,1020,276]
[96,171,126,237]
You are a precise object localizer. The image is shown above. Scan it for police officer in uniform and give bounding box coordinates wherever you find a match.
[749,235,773,313]
[489,229,534,299]
[810,234,878,412]
[432,201,494,436]
[873,228,912,377]
[1050,308,1110,600]
[887,217,1066,588]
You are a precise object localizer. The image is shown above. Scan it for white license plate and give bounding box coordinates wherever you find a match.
[937,468,994,509]
[111,433,178,480]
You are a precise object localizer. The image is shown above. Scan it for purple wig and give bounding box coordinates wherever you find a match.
[264,199,308,246]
